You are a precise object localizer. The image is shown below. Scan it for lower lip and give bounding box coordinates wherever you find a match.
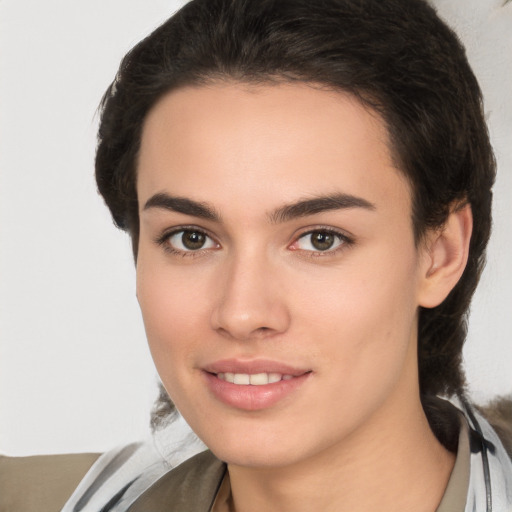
[203,371,311,411]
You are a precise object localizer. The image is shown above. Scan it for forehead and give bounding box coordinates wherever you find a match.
[137,82,411,218]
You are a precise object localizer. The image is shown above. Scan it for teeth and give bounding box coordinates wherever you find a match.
[233,373,250,385]
[250,373,269,385]
[216,372,294,385]
[268,373,282,384]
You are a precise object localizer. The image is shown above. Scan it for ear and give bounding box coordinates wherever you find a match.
[418,203,473,308]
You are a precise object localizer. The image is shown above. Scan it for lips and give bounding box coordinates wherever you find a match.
[203,358,309,376]
[202,359,312,411]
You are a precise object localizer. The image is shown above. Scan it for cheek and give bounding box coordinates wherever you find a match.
[136,259,211,375]
[297,248,420,386]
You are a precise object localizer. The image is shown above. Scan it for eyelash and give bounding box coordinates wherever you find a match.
[291,227,354,258]
[155,226,219,258]
[154,226,354,258]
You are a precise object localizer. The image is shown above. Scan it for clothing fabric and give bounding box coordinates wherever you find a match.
[60,413,208,512]
[461,398,512,511]
[0,452,101,512]
[58,398,512,512]
[436,414,471,512]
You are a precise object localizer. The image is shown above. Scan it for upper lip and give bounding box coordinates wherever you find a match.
[202,358,310,376]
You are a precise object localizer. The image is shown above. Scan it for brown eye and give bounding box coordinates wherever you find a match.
[310,232,336,251]
[167,229,217,252]
[295,230,345,252]
[182,231,206,250]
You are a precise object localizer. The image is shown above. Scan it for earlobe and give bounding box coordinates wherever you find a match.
[418,203,473,308]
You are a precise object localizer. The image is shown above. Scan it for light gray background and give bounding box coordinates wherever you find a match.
[1,0,510,456]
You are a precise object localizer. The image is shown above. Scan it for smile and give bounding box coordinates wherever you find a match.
[216,372,295,385]
[203,361,312,411]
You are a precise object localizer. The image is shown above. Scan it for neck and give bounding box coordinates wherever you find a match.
[227,390,455,512]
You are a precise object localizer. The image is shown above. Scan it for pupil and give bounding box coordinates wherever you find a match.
[182,231,205,250]
[311,232,334,251]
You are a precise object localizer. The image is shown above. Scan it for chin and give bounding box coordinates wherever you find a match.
[211,442,303,469]
[196,419,327,470]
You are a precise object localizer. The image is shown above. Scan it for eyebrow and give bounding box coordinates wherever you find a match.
[143,193,221,221]
[268,193,376,223]
[143,192,375,223]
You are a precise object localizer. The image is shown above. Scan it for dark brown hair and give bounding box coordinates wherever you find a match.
[96,0,495,408]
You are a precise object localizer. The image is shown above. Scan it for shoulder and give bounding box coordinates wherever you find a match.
[432,396,512,511]
[461,395,512,511]
[58,414,209,511]
[476,395,512,459]
[58,443,223,512]
[127,450,226,512]
[0,452,100,512]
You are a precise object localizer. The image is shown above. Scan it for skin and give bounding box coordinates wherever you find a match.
[136,83,471,512]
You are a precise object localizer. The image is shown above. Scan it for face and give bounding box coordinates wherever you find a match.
[136,82,431,469]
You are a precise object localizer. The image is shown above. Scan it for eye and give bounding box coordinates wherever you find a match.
[293,230,348,252]
[165,229,217,252]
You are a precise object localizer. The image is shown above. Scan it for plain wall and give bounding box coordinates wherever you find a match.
[1,0,511,456]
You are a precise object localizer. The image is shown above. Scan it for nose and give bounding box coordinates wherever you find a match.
[210,251,291,341]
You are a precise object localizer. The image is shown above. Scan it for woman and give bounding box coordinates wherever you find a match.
[3,0,512,510]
